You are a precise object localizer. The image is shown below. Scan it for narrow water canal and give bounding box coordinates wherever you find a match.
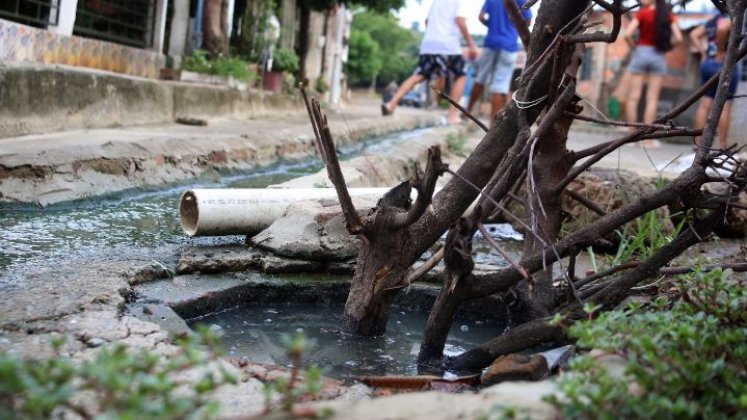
[0,128,435,286]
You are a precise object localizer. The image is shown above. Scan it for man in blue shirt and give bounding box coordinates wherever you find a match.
[467,0,531,121]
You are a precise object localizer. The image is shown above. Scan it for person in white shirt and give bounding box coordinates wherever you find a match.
[382,0,478,124]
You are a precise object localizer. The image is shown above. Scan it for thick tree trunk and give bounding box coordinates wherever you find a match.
[203,0,228,57]
[341,0,592,338]
[341,233,408,336]
[297,5,311,81]
[515,114,575,322]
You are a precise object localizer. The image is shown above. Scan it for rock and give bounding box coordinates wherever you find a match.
[86,337,106,348]
[480,353,549,387]
[251,199,374,262]
[177,246,262,274]
[303,380,559,420]
[564,169,673,240]
[124,263,171,284]
[705,183,747,238]
[539,345,575,372]
[125,303,193,337]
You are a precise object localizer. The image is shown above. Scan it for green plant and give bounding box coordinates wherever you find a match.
[263,333,325,414]
[272,48,299,74]
[182,49,212,74]
[610,209,685,266]
[182,50,257,82]
[313,180,330,188]
[547,268,747,418]
[0,327,235,418]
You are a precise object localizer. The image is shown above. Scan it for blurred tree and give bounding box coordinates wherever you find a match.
[350,11,420,86]
[346,30,382,84]
[297,0,406,80]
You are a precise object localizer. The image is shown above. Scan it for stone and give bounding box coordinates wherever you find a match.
[480,353,549,387]
[706,183,747,238]
[125,263,171,284]
[86,337,106,348]
[539,345,575,372]
[303,380,559,420]
[251,199,372,262]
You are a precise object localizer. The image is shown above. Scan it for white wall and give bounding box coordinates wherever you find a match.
[47,0,78,36]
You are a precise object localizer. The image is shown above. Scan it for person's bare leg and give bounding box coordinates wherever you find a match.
[467,82,484,113]
[384,74,425,113]
[639,73,663,147]
[693,97,711,148]
[446,75,467,124]
[626,74,645,126]
[490,92,507,119]
[644,74,663,124]
[717,101,732,149]
[434,76,445,95]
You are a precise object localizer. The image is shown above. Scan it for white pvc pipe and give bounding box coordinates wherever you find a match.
[180,188,395,237]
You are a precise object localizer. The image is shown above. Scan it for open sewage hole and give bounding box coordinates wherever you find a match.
[187,301,503,379]
[133,273,512,380]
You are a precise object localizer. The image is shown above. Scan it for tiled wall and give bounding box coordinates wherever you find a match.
[0,18,163,79]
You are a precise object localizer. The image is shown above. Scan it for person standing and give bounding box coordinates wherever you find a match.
[467,0,532,120]
[691,12,740,150]
[624,0,682,146]
[381,0,479,124]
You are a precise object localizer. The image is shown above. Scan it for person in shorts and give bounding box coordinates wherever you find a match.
[467,0,532,121]
[624,0,682,146]
[691,12,741,149]
[382,0,478,124]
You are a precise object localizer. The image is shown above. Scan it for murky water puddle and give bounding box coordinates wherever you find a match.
[188,302,501,379]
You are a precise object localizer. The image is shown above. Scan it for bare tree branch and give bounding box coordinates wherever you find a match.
[477,223,531,280]
[308,99,364,234]
[565,189,607,216]
[564,0,622,44]
[391,146,448,229]
[568,112,689,131]
[433,89,488,132]
[503,0,532,49]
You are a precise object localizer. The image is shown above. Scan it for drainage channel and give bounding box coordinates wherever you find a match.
[0,128,435,287]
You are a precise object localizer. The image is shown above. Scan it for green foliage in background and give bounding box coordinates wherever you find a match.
[183,50,257,82]
[0,327,235,418]
[348,11,420,86]
[238,0,277,61]
[548,268,747,419]
[346,30,382,84]
[305,0,405,13]
[272,48,300,74]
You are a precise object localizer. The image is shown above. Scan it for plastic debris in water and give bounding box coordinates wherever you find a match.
[460,325,469,332]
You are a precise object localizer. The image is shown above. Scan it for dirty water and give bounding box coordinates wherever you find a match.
[188,302,501,379]
[0,128,435,287]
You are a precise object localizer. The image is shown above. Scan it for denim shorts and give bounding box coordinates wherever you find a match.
[701,58,741,99]
[628,46,667,75]
[474,48,518,94]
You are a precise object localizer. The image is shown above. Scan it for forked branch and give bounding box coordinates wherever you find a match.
[391,145,448,229]
[306,98,364,234]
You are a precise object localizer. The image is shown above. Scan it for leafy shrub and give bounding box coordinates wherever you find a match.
[183,50,257,82]
[262,333,325,414]
[272,48,299,74]
[0,327,235,418]
[548,268,747,418]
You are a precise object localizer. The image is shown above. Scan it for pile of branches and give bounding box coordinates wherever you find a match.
[301,0,747,371]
